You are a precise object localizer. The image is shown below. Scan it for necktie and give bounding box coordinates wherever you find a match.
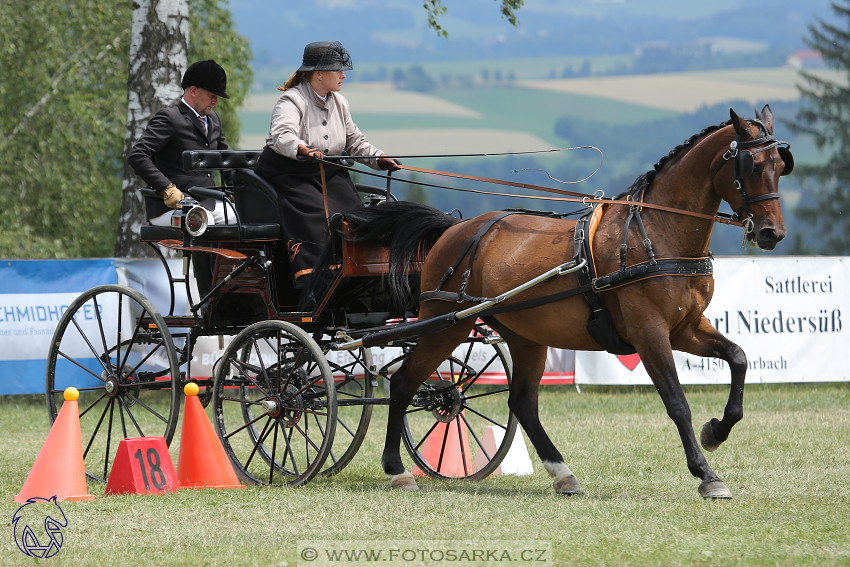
[200,116,208,136]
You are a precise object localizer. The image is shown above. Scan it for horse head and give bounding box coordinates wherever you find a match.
[718,104,791,250]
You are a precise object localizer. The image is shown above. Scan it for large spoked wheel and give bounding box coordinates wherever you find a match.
[45,284,180,482]
[321,347,374,476]
[401,324,517,480]
[212,321,337,487]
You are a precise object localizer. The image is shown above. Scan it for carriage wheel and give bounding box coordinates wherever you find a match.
[45,284,180,482]
[212,321,336,487]
[321,347,374,476]
[401,324,518,480]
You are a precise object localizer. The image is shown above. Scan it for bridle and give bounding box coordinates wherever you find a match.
[711,119,794,224]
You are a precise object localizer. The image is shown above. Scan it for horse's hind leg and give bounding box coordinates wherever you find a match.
[494,326,583,494]
[381,320,477,490]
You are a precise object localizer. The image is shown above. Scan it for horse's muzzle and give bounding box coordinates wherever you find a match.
[754,225,785,250]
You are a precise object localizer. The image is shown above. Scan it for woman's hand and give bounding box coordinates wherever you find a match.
[377,155,401,171]
[297,145,323,161]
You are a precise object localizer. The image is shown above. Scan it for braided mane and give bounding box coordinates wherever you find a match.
[616,120,732,199]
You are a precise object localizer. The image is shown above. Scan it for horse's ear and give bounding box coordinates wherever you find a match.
[729,108,749,137]
[759,104,774,133]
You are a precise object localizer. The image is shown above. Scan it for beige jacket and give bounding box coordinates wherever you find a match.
[265,81,384,169]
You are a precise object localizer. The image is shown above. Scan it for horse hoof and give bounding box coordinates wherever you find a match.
[699,479,732,499]
[700,420,721,452]
[553,475,584,495]
[389,471,419,491]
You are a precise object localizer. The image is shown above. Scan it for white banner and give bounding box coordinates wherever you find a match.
[576,256,849,384]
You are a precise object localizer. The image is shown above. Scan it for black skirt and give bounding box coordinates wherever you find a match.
[255,147,364,279]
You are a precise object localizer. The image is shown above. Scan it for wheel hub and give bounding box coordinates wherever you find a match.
[104,375,120,398]
[263,384,303,427]
[102,368,138,406]
[426,382,464,423]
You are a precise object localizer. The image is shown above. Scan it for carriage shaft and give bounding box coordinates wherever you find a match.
[333,259,584,351]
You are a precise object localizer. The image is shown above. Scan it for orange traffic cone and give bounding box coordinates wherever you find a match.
[413,414,474,477]
[176,383,245,490]
[15,388,94,503]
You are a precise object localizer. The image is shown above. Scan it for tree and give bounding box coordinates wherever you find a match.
[115,0,189,259]
[424,0,524,37]
[0,1,130,258]
[0,0,252,259]
[787,0,850,254]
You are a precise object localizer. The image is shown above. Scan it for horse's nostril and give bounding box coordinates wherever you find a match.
[757,227,785,250]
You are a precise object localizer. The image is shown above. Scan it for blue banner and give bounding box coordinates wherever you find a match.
[0,259,116,395]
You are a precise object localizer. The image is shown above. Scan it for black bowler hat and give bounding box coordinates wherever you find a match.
[181,59,230,99]
[297,41,353,72]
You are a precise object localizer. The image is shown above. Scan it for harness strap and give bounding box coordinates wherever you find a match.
[418,206,713,354]
[429,211,519,303]
[432,257,713,318]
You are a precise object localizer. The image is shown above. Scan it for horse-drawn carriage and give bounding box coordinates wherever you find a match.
[46,105,793,498]
[45,149,519,488]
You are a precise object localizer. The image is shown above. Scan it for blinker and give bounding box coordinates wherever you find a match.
[737,145,794,179]
[778,146,794,176]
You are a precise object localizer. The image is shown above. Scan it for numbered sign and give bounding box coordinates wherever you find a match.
[105,437,179,495]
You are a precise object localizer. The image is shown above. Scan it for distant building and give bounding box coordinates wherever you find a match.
[786,50,825,69]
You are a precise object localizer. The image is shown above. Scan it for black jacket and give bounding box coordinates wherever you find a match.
[128,100,231,219]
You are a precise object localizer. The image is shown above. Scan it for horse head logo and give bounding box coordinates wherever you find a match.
[12,495,68,559]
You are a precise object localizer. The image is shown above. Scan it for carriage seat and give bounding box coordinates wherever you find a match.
[138,150,280,243]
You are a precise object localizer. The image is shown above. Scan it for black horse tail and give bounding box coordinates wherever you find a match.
[331,201,460,307]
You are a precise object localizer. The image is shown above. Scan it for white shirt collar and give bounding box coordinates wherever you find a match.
[181,97,204,119]
[309,86,330,103]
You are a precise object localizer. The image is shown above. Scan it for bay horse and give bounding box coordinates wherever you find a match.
[339,104,792,498]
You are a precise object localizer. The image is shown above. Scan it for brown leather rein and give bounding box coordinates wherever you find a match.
[398,164,744,227]
[318,158,744,227]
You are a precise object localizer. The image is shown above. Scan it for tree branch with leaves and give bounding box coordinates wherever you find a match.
[424,0,523,37]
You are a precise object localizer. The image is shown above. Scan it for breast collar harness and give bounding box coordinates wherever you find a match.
[711,119,793,225]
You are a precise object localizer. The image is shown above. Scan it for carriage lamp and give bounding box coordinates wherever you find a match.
[170,200,209,237]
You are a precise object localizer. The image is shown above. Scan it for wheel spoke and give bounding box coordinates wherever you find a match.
[118,394,150,437]
[82,396,112,460]
[68,316,110,375]
[243,417,274,470]
[455,417,470,476]
[461,411,491,461]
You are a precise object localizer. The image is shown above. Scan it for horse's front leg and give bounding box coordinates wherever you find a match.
[674,316,747,452]
[637,333,732,499]
[381,357,426,490]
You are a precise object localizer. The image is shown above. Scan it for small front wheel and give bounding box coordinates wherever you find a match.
[401,324,518,480]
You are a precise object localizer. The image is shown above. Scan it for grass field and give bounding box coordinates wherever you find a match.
[2,383,848,566]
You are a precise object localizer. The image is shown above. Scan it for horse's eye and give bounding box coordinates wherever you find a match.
[751,164,763,176]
